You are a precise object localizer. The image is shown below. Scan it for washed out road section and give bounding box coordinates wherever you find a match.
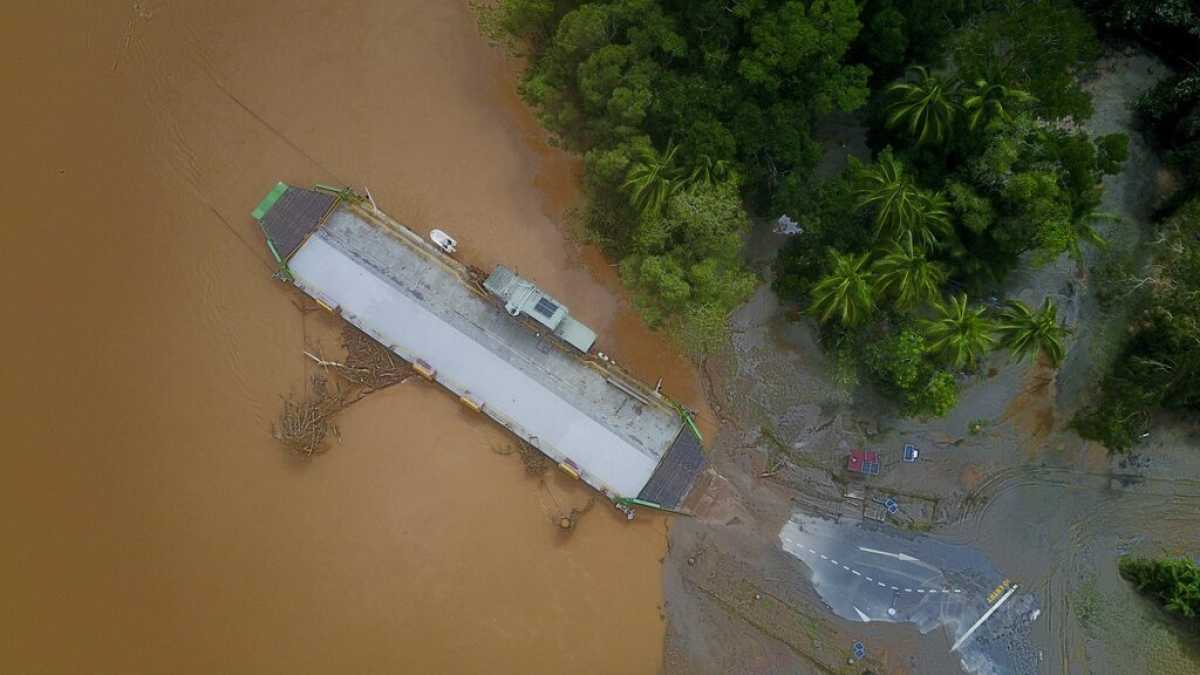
[780,512,1041,673]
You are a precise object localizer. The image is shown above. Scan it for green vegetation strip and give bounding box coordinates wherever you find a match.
[1120,555,1200,625]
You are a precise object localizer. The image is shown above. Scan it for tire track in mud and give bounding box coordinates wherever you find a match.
[953,464,1200,537]
[943,461,1200,673]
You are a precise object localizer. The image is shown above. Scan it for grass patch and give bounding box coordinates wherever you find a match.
[1072,574,1104,637]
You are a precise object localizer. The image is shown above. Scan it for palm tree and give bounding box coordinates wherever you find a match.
[1066,206,1114,264]
[921,293,997,369]
[685,154,731,191]
[872,234,948,309]
[885,65,960,145]
[855,153,951,250]
[962,78,1035,130]
[914,190,953,250]
[623,140,684,217]
[809,251,876,326]
[995,298,1069,367]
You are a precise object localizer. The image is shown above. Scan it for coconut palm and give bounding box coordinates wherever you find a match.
[809,251,876,326]
[872,233,948,309]
[962,78,1035,130]
[914,190,953,249]
[995,298,1069,367]
[685,154,731,191]
[1066,206,1114,263]
[623,140,684,217]
[855,153,952,250]
[885,65,960,145]
[921,293,997,369]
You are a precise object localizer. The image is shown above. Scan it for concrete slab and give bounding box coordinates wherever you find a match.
[286,203,686,498]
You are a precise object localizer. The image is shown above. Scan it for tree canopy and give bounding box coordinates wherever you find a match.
[481,0,1127,414]
[1075,198,1200,451]
[1120,556,1200,624]
[478,0,877,355]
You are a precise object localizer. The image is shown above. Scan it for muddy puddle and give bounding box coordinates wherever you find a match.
[1,2,705,672]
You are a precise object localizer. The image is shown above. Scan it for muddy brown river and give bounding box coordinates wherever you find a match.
[1,3,707,672]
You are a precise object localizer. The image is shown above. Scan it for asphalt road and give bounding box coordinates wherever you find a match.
[779,512,1039,673]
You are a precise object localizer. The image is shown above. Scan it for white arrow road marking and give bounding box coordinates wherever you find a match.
[853,606,871,622]
[858,547,921,563]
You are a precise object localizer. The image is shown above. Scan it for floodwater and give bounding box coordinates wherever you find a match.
[0,2,706,672]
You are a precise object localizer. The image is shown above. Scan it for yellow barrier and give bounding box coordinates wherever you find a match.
[413,359,436,381]
[558,462,581,480]
[987,579,1011,604]
[459,394,484,413]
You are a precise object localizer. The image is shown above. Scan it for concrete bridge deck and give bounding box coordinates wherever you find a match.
[256,185,704,506]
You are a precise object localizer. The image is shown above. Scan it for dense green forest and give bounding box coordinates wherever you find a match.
[772,0,1125,414]
[1120,555,1200,626]
[476,1,1199,430]
[478,0,877,355]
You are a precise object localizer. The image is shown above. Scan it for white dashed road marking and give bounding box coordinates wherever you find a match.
[791,543,962,597]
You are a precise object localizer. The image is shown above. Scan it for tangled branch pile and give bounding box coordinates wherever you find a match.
[517,441,553,476]
[339,326,412,389]
[274,325,413,458]
[274,374,345,457]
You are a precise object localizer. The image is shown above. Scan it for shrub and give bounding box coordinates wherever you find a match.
[906,369,959,417]
[1120,556,1200,623]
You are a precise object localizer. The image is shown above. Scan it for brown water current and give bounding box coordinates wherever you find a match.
[1,2,708,672]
